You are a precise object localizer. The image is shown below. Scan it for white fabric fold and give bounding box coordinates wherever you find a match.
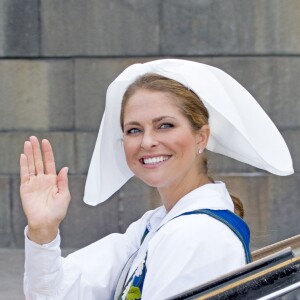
[84,59,294,206]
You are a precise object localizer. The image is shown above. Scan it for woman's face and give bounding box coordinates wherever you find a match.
[122,89,208,190]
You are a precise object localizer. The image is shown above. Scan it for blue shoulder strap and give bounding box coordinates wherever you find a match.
[172,209,252,263]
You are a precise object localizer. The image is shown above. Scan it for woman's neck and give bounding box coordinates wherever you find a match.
[158,175,211,212]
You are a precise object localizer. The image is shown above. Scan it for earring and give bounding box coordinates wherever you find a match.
[198,148,203,154]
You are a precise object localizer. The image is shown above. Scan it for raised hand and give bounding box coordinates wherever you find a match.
[20,136,71,244]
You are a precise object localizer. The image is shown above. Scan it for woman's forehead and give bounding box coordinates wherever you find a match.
[124,90,181,115]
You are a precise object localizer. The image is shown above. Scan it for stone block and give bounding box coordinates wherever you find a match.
[11,176,26,247]
[60,175,120,248]
[0,60,73,130]
[118,177,159,233]
[267,174,300,244]
[0,176,12,247]
[0,132,76,175]
[75,132,97,174]
[0,0,39,57]
[41,0,159,56]
[47,61,75,130]
[161,0,300,55]
[217,174,270,250]
[0,4,6,54]
[61,175,158,248]
[42,132,76,174]
[281,129,300,174]
[218,174,300,250]
[0,248,24,300]
[74,58,150,130]
[265,58,300,129]
[252,0,300,54]
[206,151,258,174]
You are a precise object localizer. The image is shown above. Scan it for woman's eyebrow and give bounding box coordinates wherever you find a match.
[123,121,141,127]
[152,116,176,123]
[124,116,176,127]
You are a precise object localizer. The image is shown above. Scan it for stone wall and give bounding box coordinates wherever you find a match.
[0,0,299,250]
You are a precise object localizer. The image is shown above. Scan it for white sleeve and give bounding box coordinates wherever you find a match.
[23,210,153,300]
[142,214,246,300]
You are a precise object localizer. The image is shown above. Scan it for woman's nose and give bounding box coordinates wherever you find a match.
[141,130,158,150]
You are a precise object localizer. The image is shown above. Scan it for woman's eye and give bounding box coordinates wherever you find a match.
[160,123,173,129]
[127,128,141,134]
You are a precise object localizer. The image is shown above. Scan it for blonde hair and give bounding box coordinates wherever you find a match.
[120,73,244,218]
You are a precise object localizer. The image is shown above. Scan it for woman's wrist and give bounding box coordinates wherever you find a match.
[27,225,59,245]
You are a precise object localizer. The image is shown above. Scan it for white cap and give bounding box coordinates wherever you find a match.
[84,59,294,206]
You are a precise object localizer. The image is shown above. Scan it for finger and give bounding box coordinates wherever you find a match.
[57,167,69,195]
[20,154,30,184]
[30,136,44,174]
[42,139,57,175]
[24,141,36,176]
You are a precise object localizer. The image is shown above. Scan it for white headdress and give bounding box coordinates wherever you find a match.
[83,59,294,206]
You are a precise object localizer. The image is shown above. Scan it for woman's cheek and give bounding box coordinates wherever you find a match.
[123,139,137,161]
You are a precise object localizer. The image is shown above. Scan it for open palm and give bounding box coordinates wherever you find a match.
[20,136,71,244]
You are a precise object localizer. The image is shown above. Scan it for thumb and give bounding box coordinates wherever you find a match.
[57,167,69,195]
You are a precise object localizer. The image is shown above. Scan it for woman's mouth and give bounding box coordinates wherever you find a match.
[141,155,171,165]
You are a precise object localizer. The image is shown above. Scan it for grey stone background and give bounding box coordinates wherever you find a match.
[1,0,300,298]
[1,0,300,253]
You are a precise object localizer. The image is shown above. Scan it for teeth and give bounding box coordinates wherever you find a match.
[143,156,170,165]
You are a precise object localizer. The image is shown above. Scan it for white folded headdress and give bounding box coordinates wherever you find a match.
[83,59,294,206]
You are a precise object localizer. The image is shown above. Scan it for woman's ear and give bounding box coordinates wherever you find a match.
[196,125,210,150]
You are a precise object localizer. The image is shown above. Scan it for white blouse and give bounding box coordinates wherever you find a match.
[24,182,246,300]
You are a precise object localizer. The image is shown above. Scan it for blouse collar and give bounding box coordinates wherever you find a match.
[147,181,234,231]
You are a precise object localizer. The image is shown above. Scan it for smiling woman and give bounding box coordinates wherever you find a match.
[121,74,243,216]
[21,59,293,300]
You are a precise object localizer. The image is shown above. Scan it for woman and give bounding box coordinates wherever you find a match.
[20,59,293,299]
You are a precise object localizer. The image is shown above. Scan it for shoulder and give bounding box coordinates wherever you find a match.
[143,213,246,298]
[148,213,245,260]
[157,212,241,239]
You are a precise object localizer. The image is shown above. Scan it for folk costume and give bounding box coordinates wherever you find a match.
[24,59,293,300]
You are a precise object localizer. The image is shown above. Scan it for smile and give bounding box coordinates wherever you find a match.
[142,156,171,165]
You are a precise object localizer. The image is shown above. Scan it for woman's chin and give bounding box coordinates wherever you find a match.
[139,177,166,188]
